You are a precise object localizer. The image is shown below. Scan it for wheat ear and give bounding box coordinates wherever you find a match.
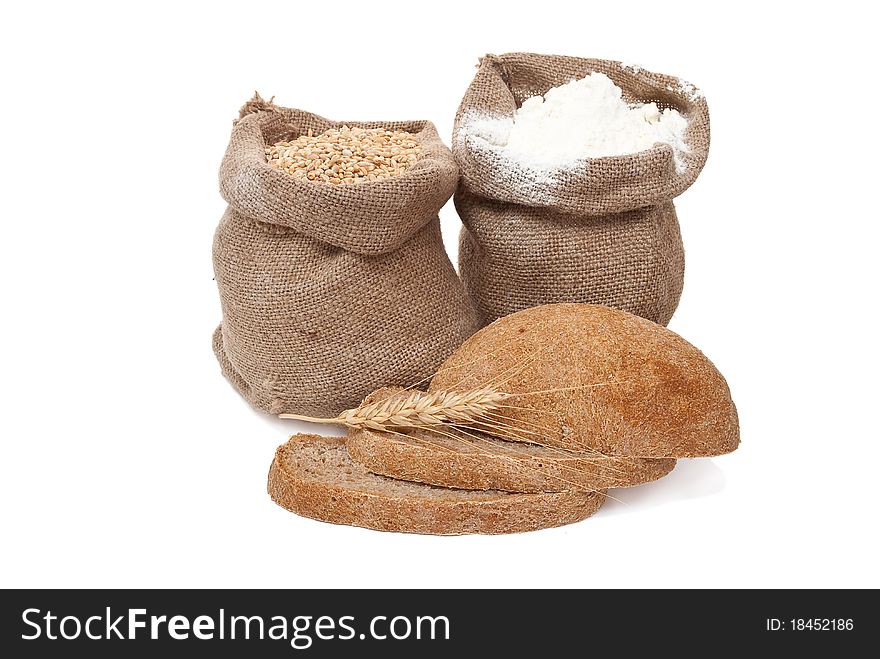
[279,388,509,431]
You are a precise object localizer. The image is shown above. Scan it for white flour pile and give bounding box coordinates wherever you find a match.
[461,72,690,176]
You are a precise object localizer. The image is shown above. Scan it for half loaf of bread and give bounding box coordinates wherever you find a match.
[429,303,739,458]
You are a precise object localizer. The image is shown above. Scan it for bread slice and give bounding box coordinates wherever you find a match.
[347,426,675,493]
[429,303,739,458]
[268,434,605,535]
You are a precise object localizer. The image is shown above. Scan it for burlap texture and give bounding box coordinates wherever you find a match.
[453,53,710,326]
[213,96,479,416]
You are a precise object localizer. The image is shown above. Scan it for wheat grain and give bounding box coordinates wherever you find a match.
[279,387,509,431]
[266,126,421,185]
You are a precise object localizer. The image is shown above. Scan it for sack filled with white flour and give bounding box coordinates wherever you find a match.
[453,53,710,326]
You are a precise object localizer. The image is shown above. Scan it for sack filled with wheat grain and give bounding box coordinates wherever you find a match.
[212,94,479,417]
[453,53,710,327]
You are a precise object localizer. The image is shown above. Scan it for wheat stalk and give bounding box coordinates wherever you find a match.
[279,387,509,431]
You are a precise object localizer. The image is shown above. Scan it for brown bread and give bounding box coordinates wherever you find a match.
[429,303,739,458]
[268,434,605,535]
[347,426,675,493]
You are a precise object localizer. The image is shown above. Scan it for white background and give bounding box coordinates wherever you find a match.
[1,1,877,589]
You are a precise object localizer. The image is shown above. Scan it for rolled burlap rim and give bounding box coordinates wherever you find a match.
[220,97,459,256]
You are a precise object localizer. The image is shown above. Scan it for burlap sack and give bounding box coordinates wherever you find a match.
[453,53,710,326]
[213,96,479,417]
